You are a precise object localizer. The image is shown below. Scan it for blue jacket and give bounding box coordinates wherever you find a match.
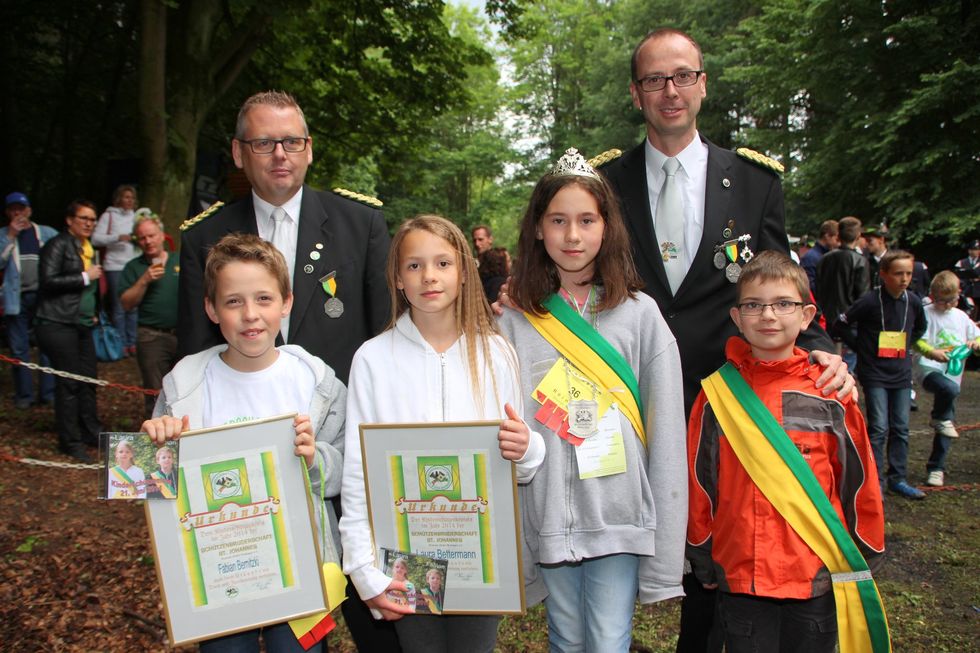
[0,223,59,315]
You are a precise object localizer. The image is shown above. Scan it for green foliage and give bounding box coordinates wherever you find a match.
[367,4,524,246]
[725,0,980,243]
[2,0,974,251]
[15,535,45,554]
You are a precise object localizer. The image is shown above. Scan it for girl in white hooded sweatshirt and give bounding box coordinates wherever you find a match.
[339,215,544,653]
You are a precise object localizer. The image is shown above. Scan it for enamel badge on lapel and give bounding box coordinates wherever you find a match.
[303,264,314,274]
[319,271,344,318]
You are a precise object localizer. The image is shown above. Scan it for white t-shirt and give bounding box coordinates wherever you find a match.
[918,304,979,386]
[202,348,316,427]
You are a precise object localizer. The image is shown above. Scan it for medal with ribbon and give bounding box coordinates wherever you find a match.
[713,234,753,283]
[319,271,344,318]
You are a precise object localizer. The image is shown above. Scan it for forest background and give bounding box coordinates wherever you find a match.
[0,0,977,267]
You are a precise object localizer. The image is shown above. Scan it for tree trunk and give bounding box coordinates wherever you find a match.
[137,0,270,239]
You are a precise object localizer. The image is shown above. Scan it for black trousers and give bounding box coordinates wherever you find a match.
[341,581,402,653]
[36,321,101,452]
[676,572,723,653]
[718,591,837,653]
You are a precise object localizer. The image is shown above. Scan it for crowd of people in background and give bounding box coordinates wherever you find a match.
[794,219,980,500]
[1,23,979,653]
[1,190,180,461]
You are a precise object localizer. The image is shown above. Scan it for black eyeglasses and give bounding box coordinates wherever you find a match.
[736,300,806,316]
[635,70,703,93]
[237,137,309,154]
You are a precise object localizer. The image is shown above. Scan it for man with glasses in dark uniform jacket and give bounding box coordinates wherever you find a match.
[600,28,847,653]
[177,90,395,652]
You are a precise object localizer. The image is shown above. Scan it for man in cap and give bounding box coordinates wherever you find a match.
[863,223,889,289]
[1,192,58,408]
[954,239,980,320]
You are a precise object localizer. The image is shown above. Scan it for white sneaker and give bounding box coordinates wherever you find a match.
[926,470,945,487]
[931,420,959,439]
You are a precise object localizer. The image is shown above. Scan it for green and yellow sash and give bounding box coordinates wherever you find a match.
[149,470,176,498]
[109,465,137,496]
[524,294,645,446]
[702,363,890,653]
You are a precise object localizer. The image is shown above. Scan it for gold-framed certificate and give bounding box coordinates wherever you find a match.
[145,414,329,645]
[360,421,525,614]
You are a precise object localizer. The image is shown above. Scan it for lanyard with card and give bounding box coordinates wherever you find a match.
[532,358,614,446]
[575,404,627,479]
[877,331,906,358]
[876,289,908,358]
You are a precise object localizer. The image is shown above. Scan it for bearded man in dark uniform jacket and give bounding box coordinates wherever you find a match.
[599,28,848,653]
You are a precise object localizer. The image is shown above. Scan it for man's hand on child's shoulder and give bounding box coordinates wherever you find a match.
[810,350,858,401]
[142,415,190,445]
[293,415,316,468]
[498,403,530,461]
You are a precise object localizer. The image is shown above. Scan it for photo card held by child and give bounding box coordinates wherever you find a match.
[100,432,179,500]
[380,548,448,615]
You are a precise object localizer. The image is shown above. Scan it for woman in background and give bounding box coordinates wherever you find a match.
[36,200,104,462]
[92,184,138,356]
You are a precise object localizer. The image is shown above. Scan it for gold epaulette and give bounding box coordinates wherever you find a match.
[179,201,225,232]
[588,149,623,168]
[736,147,785,175]
[332,188,383,208]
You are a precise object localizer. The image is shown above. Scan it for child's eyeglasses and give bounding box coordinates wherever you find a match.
[736,301,805,316]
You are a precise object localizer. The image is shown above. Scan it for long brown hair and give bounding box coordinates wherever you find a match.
[386,215,511,417]
[510,174,642,315]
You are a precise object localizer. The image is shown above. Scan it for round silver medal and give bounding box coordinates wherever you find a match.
[713,251,726,269]
[324,297,344,318]
[725,262,741,283]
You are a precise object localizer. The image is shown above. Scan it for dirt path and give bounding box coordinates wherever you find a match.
[0,357,977,651]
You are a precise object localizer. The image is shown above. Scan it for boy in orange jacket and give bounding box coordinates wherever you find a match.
[687,251,885,653]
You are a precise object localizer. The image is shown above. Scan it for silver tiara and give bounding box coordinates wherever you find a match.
[550,148,600,180]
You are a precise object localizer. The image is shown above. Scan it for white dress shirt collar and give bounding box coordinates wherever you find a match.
[251,187,303,343]
[252,187,304,234]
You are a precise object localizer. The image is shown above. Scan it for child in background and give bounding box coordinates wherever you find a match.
[915,271,980,487]
[339,215,544,653]
[688,251,885,652]
[834,250,927,499]
[142,233,345,653]
[497,148,687,651]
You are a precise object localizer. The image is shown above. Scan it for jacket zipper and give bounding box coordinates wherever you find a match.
[440,352,447,420]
